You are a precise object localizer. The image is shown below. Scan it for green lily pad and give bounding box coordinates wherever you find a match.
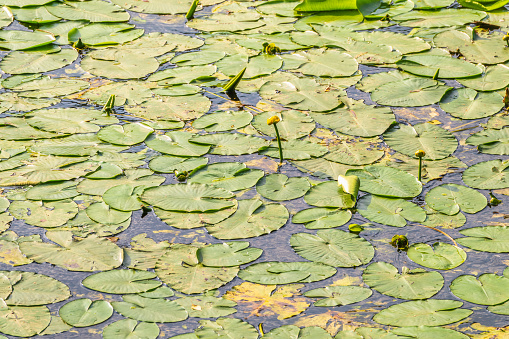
[304,181,356,209]
[13,77,89,98]
[103,185,145,212]
[290,229,374,267]
[325,139,384,166]
[68,23,143,46]
[97,123,153,146]
[141,183,235,213]
[198,242,262,267]
[466,128,509,155]
[251,110,316,140]
[458,64,509,91]
[175,296,237,318]
[9,200,78,228]
[206,198,288,239]
[304,285,372,307]
[357,194,426,227]
[347,165,421,198]
[457,226,509,252]
[149,156,208,174]
[25,108,108,134]
[292,208,352,229]
[193,111,253,132]
[362,262,444,300]
[397,55,482,79]
[47,0,130,22]
[112,295,188,322]
[373,299,472,326]
[407,242,466,270]
[190,133,268,156]
[238,261,336,284]
[59,299,113,327]
[450,273,509,306]
[425,184,487,215]
[0,30,55,50]
[462,159,509,189]
[154,203,237,229]
[0,49,78,74]
[86,202,132,224]
[384,123,457,160]
[440,88,503,120]
[391,326,469,339]
[82,269,161,294]
[195,318,259,339]
[393,8,486,28]
[371,78,451,107]
[102,319,159,339]
[145,131,210,157]
[261,139,328,160]
[256,174,310,201]
[0,305,50,337]
[187,162,263,192]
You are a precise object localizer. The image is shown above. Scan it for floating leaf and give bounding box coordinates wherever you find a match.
[252,110,316,140]
[256,174,310,201]
[304,285,372,307]
[384,123,457,160]
[195,317,259,339]
[362,262,444,300]
[391,326,469,339]
[440,88,503,120]
[9,200,78,228]
[193,111,253,132]
[292,208,352,229]
[47,1,130,22]
[462,159,509,189]
[103,185,145,212]
[0,30,55,50]
[86,202,132,225]
[112,295,188,322]
[0,49,78,74]
[290,230,374,267]
[261,139,328,160]
[82,269,161,294]
[239,261,336,284]
[206,198,288,239]
[304,181,356,209]
[2,271,70,306]
[407,242,466,270]
[466,128,509,155]
[102,319,159,339]
[145,131,210,157]
[187,162,263,192]
[19,231,123,272]
[197,242,262,267]
[457,226,509,253]
[223,282,310,320]
[190,133,268,156]
[59,299,113,327]
[357,194,426,227]
[373,300,472,326]
[175,296,237,318]
[0,305,50,337]
[97,123,154,146]
[371,78,451,107]
[450,273,509,306]
[425,184,487,215]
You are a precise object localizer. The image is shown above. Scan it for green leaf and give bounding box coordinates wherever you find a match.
[82,269,160,294]
[252,110,316,140]
[1,271,70,306]
[77,169,164,196]
[466,128,509,155]
[357,194,426,227]
[68,23,143,46]
[112,0,196,14]
[458,65,509,91]
[290,230,374,267]
[238,261,336,284]
[188,162,263,192]
[384,123,457,160]
[391,326,469,339]
[19,231,123,272]
[458,0,509,11]
[362,262,444,300]
[397,55,482,79]
[425,184,487,215]
[197,242,262,267]
[86,202,132,224]
[393,8,486,28]
[457,226,509,252]
[310,99,395,138]
[9,200,78,228]
[371,78,451,107]
[175,296,237,318]
[149,65,216,84]
[0,49,78,74]
[374,300,472,327]
[142,183,235,212]
[206,198,289,239]
[304,181,356,209]
[304,285,372,307]
[102,319,160,339]
[81,53,160,79]
[149,155,208,173]
[292,208,352,229]
[256,174,310,201]
[112,295,188,322]
[47,1,130,22]
[195,318,258,339]
[450,273,509,305]
[0,30,55,50]
[462,159,509,189]
[59,299,113,327]
[155,243,238,294]
[154,203,237,230]
[190,133,268,156]
[440,88,503,120]
[103,185,145,212]
[146,131,210,157]
[407,242,466,270]
[347,165,421,198]
[14,77,89,98]
[0,305,50,337]
[98,123,153,146]
[193,111,252,132]
[261,139,327,160]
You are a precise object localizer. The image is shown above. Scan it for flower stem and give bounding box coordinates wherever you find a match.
[418,156,422,182]
[273,124,283,165]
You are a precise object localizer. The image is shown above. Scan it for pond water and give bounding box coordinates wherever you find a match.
[0,0,508,338]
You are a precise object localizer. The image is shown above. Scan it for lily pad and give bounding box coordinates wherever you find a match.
[261,139,328,160]
[149,156,208,174]
[407,242,466,270]
[457,226,509,253]
[0,305,50,337]
[384,123,457,160]
[197,242,263,267]
[304,286,372,307]
[256,174,310,201]
[59,299,113,327]
[450,273,509,306]
[325,140,384,166]
[251,110,316,140]
[206,198,288,239]
[371,78,451,107]
[175,296,237,318]
[466,128,509,155]
[292,208,352,229]
[290,229,374,267]
[0,49,78,74]
[304,181,356,209]
[187,162,263,192]
[440,88,503,120]
[462,159,509,189]
[82,269,161,294]
[189,133,268,156]
[425,184,487,215]
[145,131,210,157]
[97,123,154,146]
[2,271,70,306]
[238,261,336,284]
[102,319,159,339]
[193,111,253,132]
[362,262,444,300]
[112,295,188,322]
[357,194,426,227]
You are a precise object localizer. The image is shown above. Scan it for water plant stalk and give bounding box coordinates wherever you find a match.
[267,116,283,164]
[223,67,246,95]
[186,0,199,20]
[415,149,426,182]
[103,94,115,116]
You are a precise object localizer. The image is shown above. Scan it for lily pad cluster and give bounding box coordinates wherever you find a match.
[0,0,505,337]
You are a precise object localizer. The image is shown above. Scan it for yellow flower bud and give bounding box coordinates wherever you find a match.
[267,116,280,125]
[415,150,426,158]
